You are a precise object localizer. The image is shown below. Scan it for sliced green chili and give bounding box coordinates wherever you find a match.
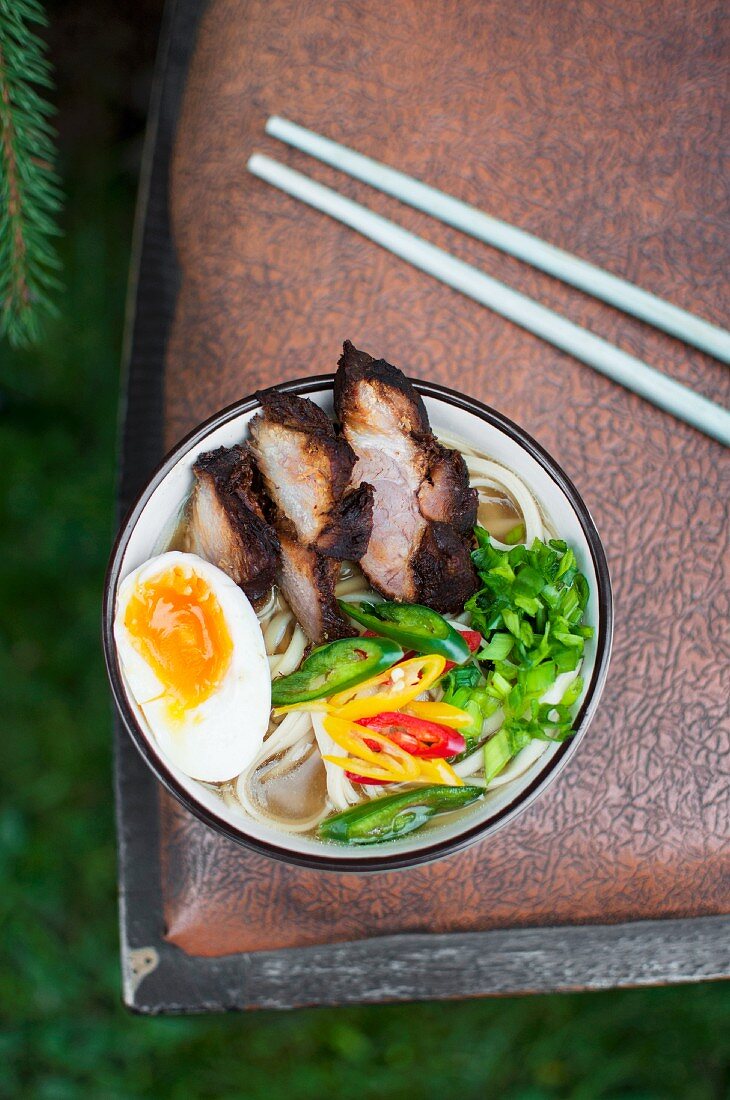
[270,637,403,707]
[339,600,471,664]
[317,785,483,845]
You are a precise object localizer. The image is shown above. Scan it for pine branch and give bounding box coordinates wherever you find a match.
[0,0,62,347]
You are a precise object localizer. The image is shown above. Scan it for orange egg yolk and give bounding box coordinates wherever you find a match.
[124,567,233,718]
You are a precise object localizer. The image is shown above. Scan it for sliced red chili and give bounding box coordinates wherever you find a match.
[344,736,396,784]
[344,772,393,785]
[356,712,466,759]
[459,629,482,652]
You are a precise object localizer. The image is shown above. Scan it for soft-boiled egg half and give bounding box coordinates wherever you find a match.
[114,551,270,782]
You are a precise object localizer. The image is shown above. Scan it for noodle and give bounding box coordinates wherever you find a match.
[234,772,329,834]
[437,430,546,547]
[263,610,290,651]
[234,711,330,833]
[269,623,307,678]
[311,711,361,810]
[466,458,544,547]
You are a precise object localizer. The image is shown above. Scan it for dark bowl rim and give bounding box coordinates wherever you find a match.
[103,374,613,873]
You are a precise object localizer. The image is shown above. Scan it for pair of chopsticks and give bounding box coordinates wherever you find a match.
[248,117,730,447]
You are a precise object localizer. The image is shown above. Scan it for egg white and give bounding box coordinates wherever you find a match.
[114,551,270,782]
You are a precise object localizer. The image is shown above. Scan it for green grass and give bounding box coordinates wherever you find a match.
[0,158,728,1100]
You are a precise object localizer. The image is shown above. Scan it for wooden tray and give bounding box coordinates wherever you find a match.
[115,0,729,1012]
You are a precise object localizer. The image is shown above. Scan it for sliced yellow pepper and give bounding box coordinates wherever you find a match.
[323,716,420,780]
[322,714,462,786]
[272,699,330,717]
[418,758,463,787]
[329,654,447,720]
[323,753,462,787]
[403,700,474,729]
[322,757,397,783]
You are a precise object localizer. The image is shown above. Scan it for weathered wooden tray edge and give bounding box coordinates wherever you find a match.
[113,0,730,1014]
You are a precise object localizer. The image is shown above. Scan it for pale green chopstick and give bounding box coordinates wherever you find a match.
[266,116,730,365]
[247,154,730,447]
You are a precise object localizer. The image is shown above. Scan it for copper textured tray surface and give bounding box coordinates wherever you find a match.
[158,0,729,956]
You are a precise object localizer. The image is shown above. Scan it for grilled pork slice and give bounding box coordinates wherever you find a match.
[183,444,279,602]
[334,341,478,612]
[249,389,374,643]
[276,533,353,644]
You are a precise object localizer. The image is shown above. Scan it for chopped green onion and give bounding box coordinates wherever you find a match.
[514,594,541,616]
[560,676,584,707]
[489,671,513,699]
[554,646,581,673]
[502,609,521,638]
[523,661,556,695]
[513,566,544,597]
[504,523,525,545]
[490,562,515,582]
[467,528,593,767]
[484,729,512,782]
[478,633,514,661]
[556,548,576,579]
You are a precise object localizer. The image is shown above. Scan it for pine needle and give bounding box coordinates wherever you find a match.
[0,0,62,347]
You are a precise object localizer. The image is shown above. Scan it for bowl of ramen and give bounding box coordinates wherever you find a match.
[103,342,613,871]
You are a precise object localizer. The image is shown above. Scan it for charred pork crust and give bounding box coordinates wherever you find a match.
[412,523,480,613]
[254,389,341,444]
[276,533,354,644]
[249,388,374,643]
[334,340,430,435]
[316,481,374,560]
[184,444,279,602]
[417,442,478,535]
[334,341,478,612]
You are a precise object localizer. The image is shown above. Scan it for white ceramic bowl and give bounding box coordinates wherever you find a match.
[103,376,613,872]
